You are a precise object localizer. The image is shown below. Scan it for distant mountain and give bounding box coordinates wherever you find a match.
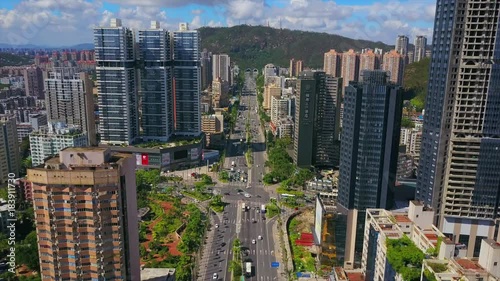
[0,43,93,50]
[403,57,431,111]
[199,25,393,68]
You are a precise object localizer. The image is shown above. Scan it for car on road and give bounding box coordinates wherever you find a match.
[224,192,230,195]
[252,239,256,244]
[213,273,218,279]
[215,224,219,228]
[258,235,263,240]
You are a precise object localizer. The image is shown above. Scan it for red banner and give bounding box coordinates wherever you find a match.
[141,154,149,166]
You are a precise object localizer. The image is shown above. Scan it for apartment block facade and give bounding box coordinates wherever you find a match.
[44,68,96,145]
[27,147,140,280]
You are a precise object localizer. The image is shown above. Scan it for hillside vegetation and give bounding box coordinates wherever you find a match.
[0,52,33,67]
[403,57,431,111]
[199,25,392,68]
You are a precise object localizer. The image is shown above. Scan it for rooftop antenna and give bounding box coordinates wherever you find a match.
[267,20,270,27]
[279,18,282,29]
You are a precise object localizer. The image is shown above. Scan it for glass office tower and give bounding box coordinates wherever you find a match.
[171,23,201,136]
[138,21,173,141]
[94,18,138,145]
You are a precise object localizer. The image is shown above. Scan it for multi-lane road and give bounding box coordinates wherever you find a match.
[198,71,280,280]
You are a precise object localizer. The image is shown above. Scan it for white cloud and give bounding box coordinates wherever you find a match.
[0,0,437,46]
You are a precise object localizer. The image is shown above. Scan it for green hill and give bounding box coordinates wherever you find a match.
[0,52,33,67]
[199,25,392,69]
[403,57,431,111]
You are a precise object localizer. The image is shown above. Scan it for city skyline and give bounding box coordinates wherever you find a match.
[0,0,435,46]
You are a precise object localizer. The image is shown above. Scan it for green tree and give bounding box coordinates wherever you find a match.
[401,117,415,128]
[16,231,39,271]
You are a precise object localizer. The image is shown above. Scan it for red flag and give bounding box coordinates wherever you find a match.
[141,154,149,165]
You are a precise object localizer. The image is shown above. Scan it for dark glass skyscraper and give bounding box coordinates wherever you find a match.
[416,0,500,257]
[138,21,172,141]
[293,71,342,168]
[172,23,201,136]
[94,19,138,145]
[337,70,402,268]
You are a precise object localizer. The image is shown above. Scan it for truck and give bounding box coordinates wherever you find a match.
[245,261,252,276]
[242,203,246,211]
[261,204,266,214]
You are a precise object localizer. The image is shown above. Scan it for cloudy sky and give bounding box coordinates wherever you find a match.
[0,0,436,47]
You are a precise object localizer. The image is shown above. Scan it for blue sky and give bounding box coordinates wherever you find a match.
[0,0,436,46]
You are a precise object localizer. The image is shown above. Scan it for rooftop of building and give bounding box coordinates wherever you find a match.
[482,238,500,249]
[141,268,176,281]
[31,147,130,171]
[346,272,365,281]
[394,214,411,223]
[131,136,203,149]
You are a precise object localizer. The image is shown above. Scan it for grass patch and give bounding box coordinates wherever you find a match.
[277,186,305,197]
[245,149,253,166]
[266,202,280,218]
[182,191,211,201]
[288,217,316,273]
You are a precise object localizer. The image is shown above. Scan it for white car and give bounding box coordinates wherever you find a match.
[213,273,218,279]
[258,235,263,240]
[215,224,219,228]
[252,239,256,244]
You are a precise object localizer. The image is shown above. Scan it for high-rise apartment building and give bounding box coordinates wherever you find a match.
[0,115,19,183]
[212,54,230,83]
[416,0,500,257]
[171,23,201,136]
[295,60,303,77]
[200,49,212,91]
[138,21,173,142]
[359,49,379,79]
[324,49,342,77]
[263,83,281,110]
[44,68,96,145]
[407,51,415,64]
[270,96,291,124]
[289,58,303,77]
[414,35,427,63]
[338,70,402,267]
[382,50,405,85]
[341,49,359,88]
[289,58,296,77]
[94,18,139,145]
[27,147,140,280]
[395,35,409,56]
[24,66,44,98]
[264,64,278,80]
[30,122,88,167]
[293,71,342,168]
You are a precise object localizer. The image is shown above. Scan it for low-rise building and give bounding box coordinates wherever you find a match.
[361,201,445,281]
[0,199,10,234]
[17,122,33,141]
[263,83,281,110]
[30,122,88,167]
[141,268,176,281]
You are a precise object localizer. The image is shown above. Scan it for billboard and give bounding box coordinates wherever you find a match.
[162,153,170,166]
[136,153,149,166]
[314,196,324,245]
[190,148,199,160]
